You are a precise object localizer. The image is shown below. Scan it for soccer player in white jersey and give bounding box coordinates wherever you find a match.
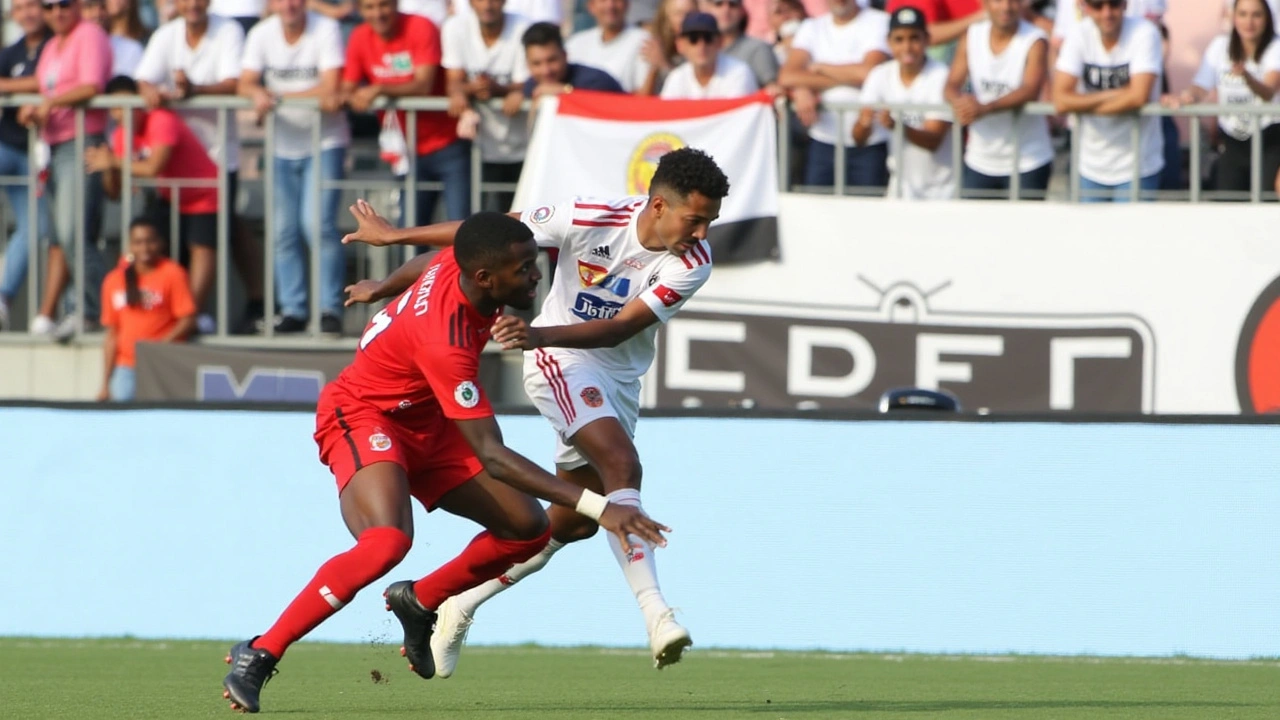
[339,148,730,672]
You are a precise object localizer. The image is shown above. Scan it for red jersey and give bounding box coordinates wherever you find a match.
[330,248,497,420]
[111,108,220,214]
[886,0,982,25]
[343,13,458,157]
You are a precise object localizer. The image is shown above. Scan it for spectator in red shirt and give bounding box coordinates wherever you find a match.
[98,217,196,402]
[84,75,221,319]
[887,0,985,53]
[343,0,471,225]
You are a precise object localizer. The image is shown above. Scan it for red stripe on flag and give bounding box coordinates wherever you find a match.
[557,90,774,122]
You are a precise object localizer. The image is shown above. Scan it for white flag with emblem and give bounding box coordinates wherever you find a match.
[513,91,780,264]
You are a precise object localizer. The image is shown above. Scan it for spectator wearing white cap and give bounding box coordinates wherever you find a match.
[855,5,955,199]
[661,11,760,97]
[1053,0,1163,201]
[945,0,1053,199]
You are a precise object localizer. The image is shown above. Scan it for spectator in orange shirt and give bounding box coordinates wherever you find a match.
[84,74,221,329]
[98,218,197,402]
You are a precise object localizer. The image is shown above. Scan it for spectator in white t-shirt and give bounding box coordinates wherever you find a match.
[135,0,266,332]
[1169,0,1280,198]
[660,11,759,97]
[855,6,954,199]
[451,0,563,23]
[1053,0,1163,202]
[945,0,1053,199]
[240,0,350,334]
[566,0,655,93]
[779,0,891,191]
[443,0,530,212]
[83,0,145,76]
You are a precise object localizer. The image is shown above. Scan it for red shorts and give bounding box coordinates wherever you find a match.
[314,387,483,510]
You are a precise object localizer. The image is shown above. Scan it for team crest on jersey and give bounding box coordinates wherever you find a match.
[369,431,392,452]
[455,381,480,409]
[626,132,685,195]
[530,206,554,224]
[577,259,609,287]
[580,386,604,408]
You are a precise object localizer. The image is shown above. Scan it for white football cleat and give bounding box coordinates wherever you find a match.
[649,610,692,669]
[430,596,473,679]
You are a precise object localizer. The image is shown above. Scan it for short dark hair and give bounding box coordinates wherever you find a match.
[649,147,730,202]
[522,22,565,50]
[454,212,534,274]
[106,75,138,94]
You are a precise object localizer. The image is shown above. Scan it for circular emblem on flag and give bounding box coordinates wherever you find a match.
[369,431,392,452]
[627,133,686,195]
[1236,273,1280,414]
[580,386,604,408]
[530,206,554,224]
[455,380,481,409]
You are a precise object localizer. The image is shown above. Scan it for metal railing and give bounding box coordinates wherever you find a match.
[0,94,1274,342]
[786,99,1278,203]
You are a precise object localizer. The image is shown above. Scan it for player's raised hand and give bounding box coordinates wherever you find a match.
[492,315,543,350]
[598,503,671,551]
[344,279,383,307]
[342,199,397,246]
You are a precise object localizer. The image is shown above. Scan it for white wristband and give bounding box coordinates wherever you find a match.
[575,489,609,521]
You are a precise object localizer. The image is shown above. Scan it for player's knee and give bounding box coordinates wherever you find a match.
[556,516,601,543]
[596,452,642,492]
[360,526,413,575]
[511,511,551,541]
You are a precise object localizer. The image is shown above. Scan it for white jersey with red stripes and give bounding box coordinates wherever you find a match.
[519,195,713,383]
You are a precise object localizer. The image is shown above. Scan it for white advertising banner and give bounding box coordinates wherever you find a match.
[648,195,1280,414]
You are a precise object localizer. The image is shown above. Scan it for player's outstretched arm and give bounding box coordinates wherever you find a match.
[341,198,522,247]
[453,415,671,550]
[492,300,658,351]
[344,252,436,307]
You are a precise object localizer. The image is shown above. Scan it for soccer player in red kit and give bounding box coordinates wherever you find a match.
[221,213,669,714]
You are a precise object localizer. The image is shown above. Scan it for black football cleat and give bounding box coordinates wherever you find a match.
[384,581,437,679]
[222,638,279,713]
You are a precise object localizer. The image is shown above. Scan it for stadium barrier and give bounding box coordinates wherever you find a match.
[4,405,1277,659]
[0,95,1271,342]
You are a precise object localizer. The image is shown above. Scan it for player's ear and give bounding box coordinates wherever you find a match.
[473,267,495,290]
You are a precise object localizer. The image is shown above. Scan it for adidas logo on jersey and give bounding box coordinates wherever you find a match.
[590,246,611,260]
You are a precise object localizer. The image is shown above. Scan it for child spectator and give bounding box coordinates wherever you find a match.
[98,218,196,402]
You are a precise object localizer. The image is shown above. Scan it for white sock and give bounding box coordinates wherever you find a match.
[604,488,670,632]
[453,538,565,617]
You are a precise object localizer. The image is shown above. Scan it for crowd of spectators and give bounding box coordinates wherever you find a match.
[0,0,1272,350]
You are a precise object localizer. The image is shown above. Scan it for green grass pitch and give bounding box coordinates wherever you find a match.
[3,638,1278,719]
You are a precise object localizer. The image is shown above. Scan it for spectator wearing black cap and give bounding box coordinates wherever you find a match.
[661,11,760,97]
[854,5,955,199]
[521,21,625,103]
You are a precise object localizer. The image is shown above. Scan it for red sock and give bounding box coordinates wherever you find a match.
[413,528,551,610]
[254,527,411,659]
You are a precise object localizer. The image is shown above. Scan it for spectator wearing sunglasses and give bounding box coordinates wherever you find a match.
[660,11,759,97]
[1053,0,1163,201]
[699,0,780,91]
[20,0,112,338]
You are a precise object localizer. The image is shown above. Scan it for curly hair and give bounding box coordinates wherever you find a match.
[454,212,534,273]
[649,147,731,202]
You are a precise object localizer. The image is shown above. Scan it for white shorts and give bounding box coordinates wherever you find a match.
[523,349,640,469]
